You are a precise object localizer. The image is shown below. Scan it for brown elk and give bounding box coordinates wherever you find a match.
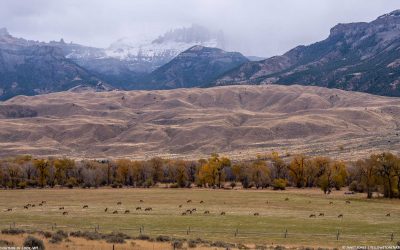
[187,200,192,203]
[338,214,343,218]
[200,200,204,204]
[181,212,187,216]
[113,210,118,214]
[220,212,226,215]
[104,208,108,212]
[6,208,12,212]
[136,207,141,210]
[345,200,351,204]
[309,214,316,218]
[117,202,122,205]
[386,213,391,217]
[124,210,130,214]
[145,207,152,211]
[62,211,68,215]
[59,207,64,210]
[139,200,144,203]
[319,213,324,217]
[83,205,88,209]
[254,213,260,216]
[204,210,210,214]
[178,205,182,208]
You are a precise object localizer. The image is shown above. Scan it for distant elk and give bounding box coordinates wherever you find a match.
[139,200,144,203]
[285,198,289,201]
[117,202,122,205]
[136,207,141,210]
[62,211,68,215]
[220,212,226,216]
[6,208,12,212]
[124,210,130,214]
[186,209,192,214]
[338,214,343,218]
[319,213,324,217]
[178,205,182,208]
[181,212,187,216]
[386,213,391,217]
[23,205,29,209]
[186,200,192,203]
[329,201,334,205]
[83,205,88,209]
[112,210,118,214]
[309,214,316,218]
[254,213,260,216]
[145,207,152,211]
[345,200,351,204]
[200,200,204,204]
[104,208,108,212]
[204,210,210,214]
[59,207,64,210]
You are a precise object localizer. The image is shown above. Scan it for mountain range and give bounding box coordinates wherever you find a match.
[1,10,400,100]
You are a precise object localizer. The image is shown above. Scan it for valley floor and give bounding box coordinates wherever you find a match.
[0,188,399,249]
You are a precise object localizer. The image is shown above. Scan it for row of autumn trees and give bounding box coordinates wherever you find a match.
[0,152,400,198]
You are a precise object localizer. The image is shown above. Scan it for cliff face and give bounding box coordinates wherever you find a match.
[215,10,400,96]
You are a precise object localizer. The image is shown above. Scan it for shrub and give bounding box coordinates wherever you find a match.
[1,228,25,235]
[18,181,27,189]
[156,235,170,242]
[49,233,63,244]
[38,231,52,238]
[0,239,14,247]
[211,241,234,248]
[272,178,287,190]
[169,183,179,188]
[137,234,150,240]
[105,235,125,244]
[23,236,45,250]
[188,239,197,248]
[66,177,77,189]
[171,240,183,249]
[70,231,101,240]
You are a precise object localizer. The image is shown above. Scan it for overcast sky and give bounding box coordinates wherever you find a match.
[1,0,399,57]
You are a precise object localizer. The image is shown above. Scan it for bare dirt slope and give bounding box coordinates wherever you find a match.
[0,85,400,160]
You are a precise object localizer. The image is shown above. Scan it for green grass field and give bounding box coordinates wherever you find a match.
[0,188,399,248]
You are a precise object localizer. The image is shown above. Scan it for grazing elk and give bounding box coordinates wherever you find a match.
[139,200,144,203]
[145,207,152,211]
[181,212,187,216]
[309,214,316,218]
[6,208,12,212]
[329,201,334,205]
[220,212,226,216]
[136,207,141,210]
[319,213,325,217]
[62,211,68,215]
[124,210,130,214]
[187,200,192,203]
[83,205,88,209]
[113,210,118,214]
[59,207,64,210]
[338,214,343,218]
[386,213,391,217]
[254,213,259,216]
[192,208,196,212]
[117,202,122,205]
[186,209,192,214]
[204,210,210,214]
[345,200,351,204]
[24,205,29,209]
[41,201,46,204]
[31,204,35,207]
[200,200,204,204]
[38,203,43,207]
[104,208,108,212]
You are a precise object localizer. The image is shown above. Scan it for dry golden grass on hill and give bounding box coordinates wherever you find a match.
[0,85,399,159]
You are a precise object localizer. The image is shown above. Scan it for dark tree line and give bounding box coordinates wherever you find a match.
[0,152,399,198]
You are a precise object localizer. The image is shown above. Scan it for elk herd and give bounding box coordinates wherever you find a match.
[2,198,394,220]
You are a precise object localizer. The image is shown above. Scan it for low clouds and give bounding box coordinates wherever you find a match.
[0,0,399,57]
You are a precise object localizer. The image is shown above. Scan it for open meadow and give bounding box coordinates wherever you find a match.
[0,188,400,249]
